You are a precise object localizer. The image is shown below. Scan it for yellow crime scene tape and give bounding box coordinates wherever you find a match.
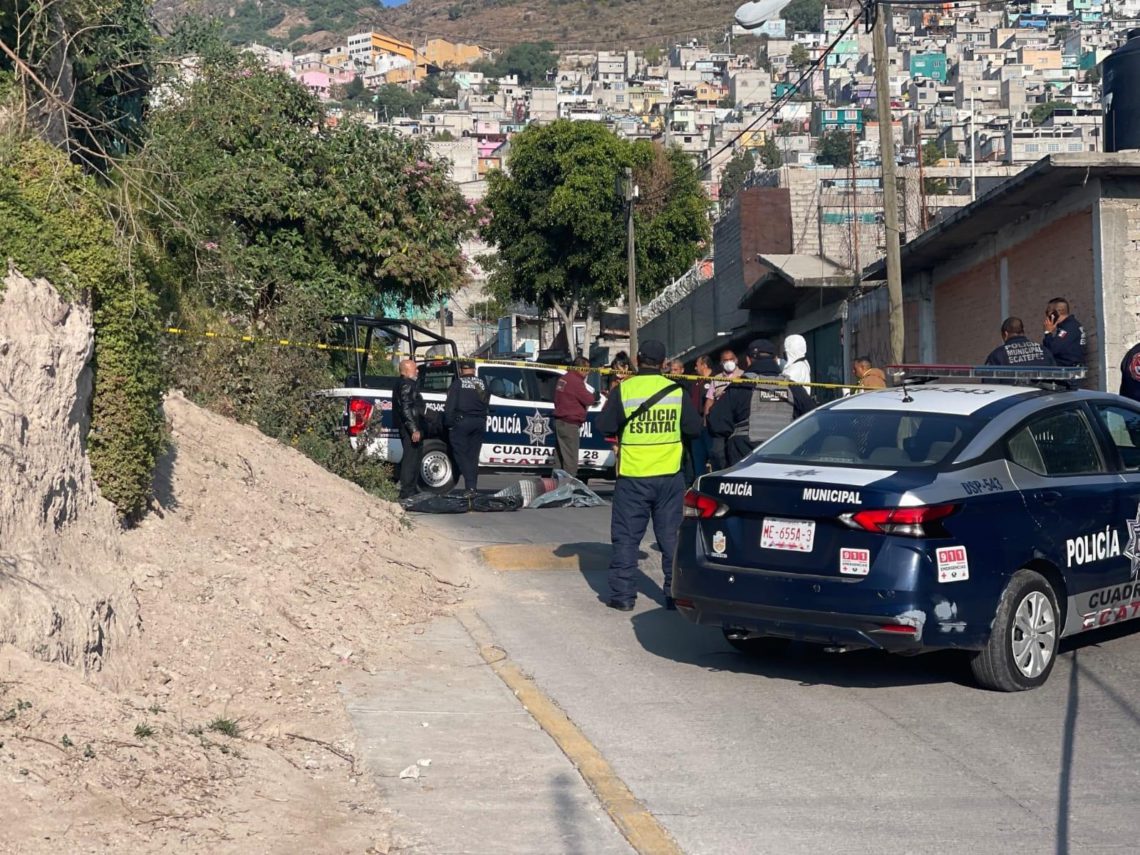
[163,326,863,391]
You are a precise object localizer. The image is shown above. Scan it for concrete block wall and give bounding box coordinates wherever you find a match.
[1097,199,1140,393]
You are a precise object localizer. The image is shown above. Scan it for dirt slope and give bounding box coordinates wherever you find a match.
[0,270,468,852]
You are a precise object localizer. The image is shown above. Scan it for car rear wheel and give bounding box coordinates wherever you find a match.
[970,569,1060,692]
[722,628,792,656]
[419,440,456,494]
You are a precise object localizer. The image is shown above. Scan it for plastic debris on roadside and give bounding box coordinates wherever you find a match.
[401,491,525,514]
[524,469,607,509]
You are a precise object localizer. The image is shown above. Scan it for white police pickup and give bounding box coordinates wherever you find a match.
[322,316,615,493]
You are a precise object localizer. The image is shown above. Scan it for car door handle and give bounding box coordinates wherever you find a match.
[1035,490,1062,507]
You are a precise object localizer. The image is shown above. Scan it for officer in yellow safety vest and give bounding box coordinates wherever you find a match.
[597,340,702,611]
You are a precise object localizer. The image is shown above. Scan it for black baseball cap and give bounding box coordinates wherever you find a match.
[638,339,667,364]
[748,338,776,357]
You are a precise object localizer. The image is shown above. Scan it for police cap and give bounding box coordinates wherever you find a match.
[748,338,777,357]
[637,339,667,364]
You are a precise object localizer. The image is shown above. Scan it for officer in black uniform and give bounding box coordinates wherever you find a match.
[985,317,1055,367]
[1042,297,1086,368]
[444,358,489,494]
[394,358,427,500]
[1121,341,1140,402]
[708,339,814,466]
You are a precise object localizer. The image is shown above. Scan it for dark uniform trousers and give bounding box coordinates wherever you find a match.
[609,471,685,605]
[449,417,485,490]
[398,426,422,497]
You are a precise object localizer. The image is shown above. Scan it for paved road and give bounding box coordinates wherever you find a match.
[366,475,1140,854]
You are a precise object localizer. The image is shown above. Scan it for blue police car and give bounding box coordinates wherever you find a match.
[673,365,1140,691]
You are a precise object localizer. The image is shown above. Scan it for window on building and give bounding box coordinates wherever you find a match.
[1047,143,1060,152]
[1026,143,1039,152]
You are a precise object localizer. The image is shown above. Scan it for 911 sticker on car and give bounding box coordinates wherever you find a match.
[936,546,969,583]
[839,548,870,576]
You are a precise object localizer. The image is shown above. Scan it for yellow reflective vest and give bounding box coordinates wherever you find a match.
[618,374,684,477]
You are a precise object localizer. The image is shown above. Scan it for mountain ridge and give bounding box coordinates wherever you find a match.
[155,0,748,53]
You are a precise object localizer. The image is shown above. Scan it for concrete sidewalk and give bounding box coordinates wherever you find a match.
[342,615,633,855]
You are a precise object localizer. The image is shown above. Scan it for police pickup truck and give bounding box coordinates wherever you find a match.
[322,316,615,493]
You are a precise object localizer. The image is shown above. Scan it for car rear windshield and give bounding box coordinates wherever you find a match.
[753,410,978,469]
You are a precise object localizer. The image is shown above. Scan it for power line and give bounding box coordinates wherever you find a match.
[634,0,872,211]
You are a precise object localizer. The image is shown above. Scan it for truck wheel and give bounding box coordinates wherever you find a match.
[970,569,1060,692]
[419,440,456,494]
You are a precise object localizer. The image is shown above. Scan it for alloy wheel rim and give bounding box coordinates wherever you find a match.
[1011,590,1056,679]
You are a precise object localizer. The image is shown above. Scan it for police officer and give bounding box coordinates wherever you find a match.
[598,340,701,612]
[985,317,1055,367]
[444,358,489,494]
[708,339,814,467]
[1042,297,1086,367]
[394,358,427,500]
[1121,341,1140,402]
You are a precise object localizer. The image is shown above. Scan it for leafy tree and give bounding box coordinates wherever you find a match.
[481,121,708,342]
[816,128,853,167]
[1,0,155,172]
[1086,64,1102,85]
[473,41,557,84]
[643,46,663,65]
[141,53,477,325]
[720,149,756,200]
[789,43,810,69]
[782,0,825,33]
[372,83,429,118]
[447,5,463,20]
[333,75,366,105]
[760,136,783,169]
[1030,100,1075,125]
[922,139,957,165]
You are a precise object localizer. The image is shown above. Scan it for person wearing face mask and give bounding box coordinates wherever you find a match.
[704,350,741,471]
[709,340,815,466]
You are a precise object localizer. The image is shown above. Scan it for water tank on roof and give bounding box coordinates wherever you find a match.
[1104,29,1140,152]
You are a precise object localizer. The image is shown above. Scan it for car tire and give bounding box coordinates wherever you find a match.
[419,440,456,494]
[970,569,1060,692]
[722,628,792,656]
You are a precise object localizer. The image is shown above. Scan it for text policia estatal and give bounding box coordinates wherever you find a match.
[624,410,680,435]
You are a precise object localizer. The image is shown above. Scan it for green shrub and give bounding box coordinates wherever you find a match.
[0,137,164,521]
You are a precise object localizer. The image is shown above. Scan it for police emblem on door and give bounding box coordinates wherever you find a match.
[711,530,727,558]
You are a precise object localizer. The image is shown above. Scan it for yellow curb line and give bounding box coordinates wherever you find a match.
[477,543,611,572]
[455,608,684,855]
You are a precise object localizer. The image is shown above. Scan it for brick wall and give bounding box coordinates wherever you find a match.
[934,209,1096,384]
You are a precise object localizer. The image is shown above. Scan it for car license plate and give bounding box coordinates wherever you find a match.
[760,518,816,552]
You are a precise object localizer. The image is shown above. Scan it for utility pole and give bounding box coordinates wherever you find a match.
[916,120,928,231]
[969,88,977,202]
[871,1,904,364]
[623,166,638,358]
[849,129,860,283]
